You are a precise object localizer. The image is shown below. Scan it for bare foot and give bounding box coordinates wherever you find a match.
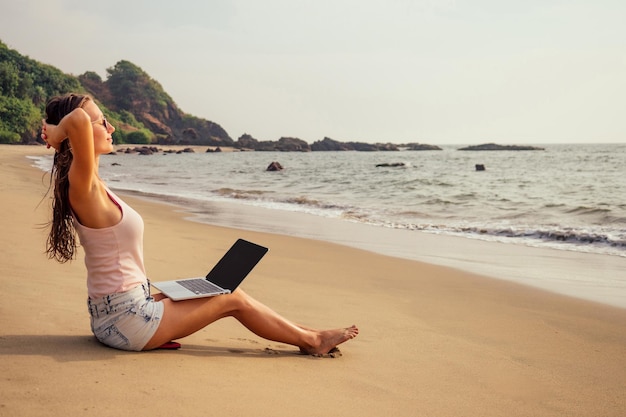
[301,325,359,356]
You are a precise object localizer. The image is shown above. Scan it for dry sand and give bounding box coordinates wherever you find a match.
[1,145,625,417]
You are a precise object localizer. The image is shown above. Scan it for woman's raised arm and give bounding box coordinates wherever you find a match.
[43,106,97,195]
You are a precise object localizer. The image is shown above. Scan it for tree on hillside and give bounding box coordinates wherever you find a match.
[0,61,20,96]
[105,60,173,113]
[78,71,112,103]
[1,42,82,100]
[0,41,83,143]
[0,95,40,143]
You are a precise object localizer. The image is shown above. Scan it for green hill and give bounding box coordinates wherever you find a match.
[0,40,232,146]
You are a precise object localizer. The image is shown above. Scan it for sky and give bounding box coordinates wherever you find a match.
[1,0,625,144]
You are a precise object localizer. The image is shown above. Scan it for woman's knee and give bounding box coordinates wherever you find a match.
[225,289,254,315]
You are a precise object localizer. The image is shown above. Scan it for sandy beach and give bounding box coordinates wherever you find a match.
[1,144,625,417]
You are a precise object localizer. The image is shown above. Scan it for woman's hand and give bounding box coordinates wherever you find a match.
[41,119,67,151]
[41,107,92,151]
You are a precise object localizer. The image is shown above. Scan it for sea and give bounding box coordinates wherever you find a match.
[28,143,626,308]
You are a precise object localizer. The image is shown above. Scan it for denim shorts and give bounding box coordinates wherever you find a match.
[87,282,164,351]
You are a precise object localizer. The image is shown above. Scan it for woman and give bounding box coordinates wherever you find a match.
[41,93,358,353]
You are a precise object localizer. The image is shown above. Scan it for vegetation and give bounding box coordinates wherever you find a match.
[0,40,232,146]
[105,60,171,114]
[125,129,153,144]
[0,41,83,143]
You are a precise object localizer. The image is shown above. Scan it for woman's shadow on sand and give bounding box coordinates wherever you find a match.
[0,334,322,362]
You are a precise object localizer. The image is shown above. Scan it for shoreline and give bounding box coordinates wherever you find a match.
[119,183,626,310]
[3,144,626,416]
[23,144,626,307]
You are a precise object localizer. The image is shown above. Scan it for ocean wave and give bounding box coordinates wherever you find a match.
[26,155,52,171]
[392,222,626,255]
[125,183,626,257]
[453,193,477,200]
[212,188,349,211]
[285,196,324,206]
[424,198,455,205]
[213,187,268,199]
[565,206,611,216]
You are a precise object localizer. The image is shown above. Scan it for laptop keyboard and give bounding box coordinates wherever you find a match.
[176,279,225,294]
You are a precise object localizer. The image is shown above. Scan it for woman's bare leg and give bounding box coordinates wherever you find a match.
[143,289,358,354]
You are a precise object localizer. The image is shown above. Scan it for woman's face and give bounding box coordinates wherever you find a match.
[82,100,115,155]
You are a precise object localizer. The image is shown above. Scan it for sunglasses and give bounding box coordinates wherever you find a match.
[91,117,109,130]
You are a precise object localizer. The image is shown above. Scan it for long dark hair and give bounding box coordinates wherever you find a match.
[45,93,91,263]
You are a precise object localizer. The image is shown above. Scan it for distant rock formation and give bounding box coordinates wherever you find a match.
[117,146,195,155]
[375,143,400,151]
[458,143,545,151]
[235,134,259,150]
[310,137,351,151]
[235,134,311,152]
[310,137,402,151]
[404,143,442,151]
[274,137,310,152]
[121,146,160,155]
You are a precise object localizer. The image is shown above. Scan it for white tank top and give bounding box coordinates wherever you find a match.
[72,188,147,299]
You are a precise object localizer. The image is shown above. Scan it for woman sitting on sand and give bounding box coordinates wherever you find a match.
[41,93,358,354]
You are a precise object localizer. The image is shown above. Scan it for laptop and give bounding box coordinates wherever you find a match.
[152,239,268,301]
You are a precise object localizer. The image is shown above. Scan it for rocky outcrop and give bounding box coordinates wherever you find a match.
[235,135,310,152]
[79,60,233,147]
[182,128,198,141]
[404,143,442,151]
[141,112,173,137]
[458,143,545,151]
[311,137,402,151]
[266,161,284,171]
[235,134,259,150]
[373,143,399,151]
[117,146,195,155]
[120,146,161,155]
[376,162,406,168]
[275,137,310,152]
[310,137,352,151]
